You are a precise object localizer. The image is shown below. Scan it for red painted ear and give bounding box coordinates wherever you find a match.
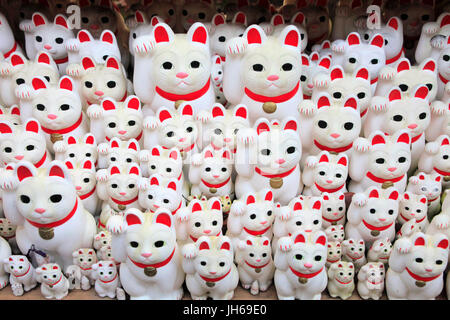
[246,27,263,44]
[339,194,345,200]
[397,60,410,72]
[313,200,321,210]
[323,194,329,200]
[220,242,231,250]
[414,86,429,100]
[82,57,95,70]
[110,140,119,148]
[284,120,297,131]
[212,106,224,118]
[67,136,76,144]
[246,239,253,246]
[83,160,93,170]
[151,16,161,26]
[25,120,40,133]
[0,123,12,134]
[370,34,384,48]
[437,238,449,250]
[389,88,402,102]
[65,161,73,169]
[213,13,225,26]
[441,137,450,146]
[211,199,221,211]
[263,239,269,246]
[52,265,58,270]
[32,13,46,26]
[110,166,120,175]
[348,240,354,244]
[101,31,114,44]
[389,190,399,200]
[256,121,270,135]
[301,55,309,66]
[293,201,302,211]
[150,176,159,185]
[215,57,221,64]
[32,78,47,90]
[222,150,231,160]
[387,17,399,30]
[151,147,160,156]
[369,189,379,198]
[371,134,386,145]
[129,166,139,176]
[337,156,347,167]
[318,57,331,69]
[11,106,20,116]
[234,106,247,119]
[420,196,427,204]
[436,176,442,182]
[106,57,119,70]
[440,14,450,28]
[344,97,357,110]
[167,181,177,191]
[135,11,145,23]
[422,60,436,72]
[414,236,425,246]
[347,33,360,46]
[158,109,172,123]
[169,150,178,160]
[265,190,273,201]
[59,77,73,91]
[272,14,284,26]
[155,212,172,228]
[199,241,209,250]
[403,193,410,200]
[330,67,344,81]
[127,97,140,110]
[153,25,170,43]
[191,25,208,44]
[293,12,305,24]
[192,202,202,213]
[355,68,369,80]
[419,173,425,180]
[85,134,95,145]
[294,233,306,243]
[336,243,341,247]
[319,153,329,163]
[181,104,193,116]
[234,12,246,25]
[49,165,65,179]
[10,54,25,66]
[78,30,92,43]
[317,96,331,109]
[246,195,256,205]
[102,99,116,111]
[397,132,410,145]
[204,150,213,158]
[54,15,69,29]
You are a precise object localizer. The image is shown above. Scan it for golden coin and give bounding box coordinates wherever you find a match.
[255,268,261,274]
[381,181,393,189]
[270,177,283,189]
[298,277,308,284]
[39,227,54,240]
[206,282,215,288]
[50,133,63,144]
[118,204,126,211]
[144,267,157,277]
[209,188,217,194]
[174,100,184,109]
[415,280,426,288]
[262,102,277,114]
[370,230,380,237]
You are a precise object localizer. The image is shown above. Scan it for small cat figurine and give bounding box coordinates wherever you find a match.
[3,255,37,296]
[0,106,21,126]
[321,192,346,228]
[98,137,140,170]
[179,0,215,32]
[35,263,69,299]
[53,133,97,166]
[418,135,450,189]
[209,12,246,61]
[407,172,442,218]
[327,261,355,300]
[399,190,430,230]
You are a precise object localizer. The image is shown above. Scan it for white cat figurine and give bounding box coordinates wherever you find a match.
[327,261,355,300]
[357,261,385,300]
[35,263,69,299]
[3,255,37,296]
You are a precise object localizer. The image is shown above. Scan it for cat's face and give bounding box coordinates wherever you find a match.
[30,76,82,130]
[369,238,392,261]
[29,13,74,59]
[398,2,434,38]
[286,231,327,273]
[0,12,15,52]
[204,104,249,152]
[107,138,139,168]
[211,56,224,86]
[145,0,176,28]
[198,148,233,184]
[139,174,181,214]
[327,241,341,263]
[312,95,361,148]
[98,245,113,261]
[361,262,385,284]
[79,5,116,38]
[300,54,331,97]
[72,248,97,269]
[359,187,399,227]
[80,56,127,105]
[409,172,442,200]
[65,159,96,197]
[93,260,117,282]
[63,134,97,165]
[313,152,348,190]
[73,29,121,64]
[238,0,271,25]
[367,131,411,179]
[15,162,77,224]
[93,230,111,250]
[332,261,354,283]
[36,263,64,285]
[100,96,143,142]
[383,87,431,138]
[0,120,47,166]
[362,17,403,61]
[5,256,29,276]
[0,218,16,238]
[400,192,428,222]
[146,146,182,180]
[180,0,214,31]
[239,190,275,232]
[342,238,365,259]
[322,192,346,222]
[149,23,211,95]
[253,118,301,173]
[241,25,302,97]
[209,13,246,58]
[194,236,234,278]
[0,106,21,126]
[431,136,450,172]
[157,105,198,151]
[241,236,271,266]
[106,164,140,201]
[286,196,323,235]
[325,224,345,242]
[187,199,223,239]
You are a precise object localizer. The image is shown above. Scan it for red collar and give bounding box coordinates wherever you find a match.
[128,248,175,269]
[99,273,118,283]
[335,277,352,285]
[155,80,210,102]
[289,266,323,279]
[189,231,221,243]
[41,113,83,135]
[327,258,340,263]
[243,225,271,236]
[303,94,311,99]
[411,133,423,143]
[54,56,68,65]
[106,130,142,142]
[314,140,353,153]
[97,220,106,229]
[405,267,440,282]
[3,42,18,59]
[368,279,383,285]
[439,73,449,85]
[199,268,231,283]
[79,186,96,200]
[386,47,405,65]
[360,108,368,118]
[434,167,450,176]
[428,196,439,205]
[162,143,195,153]
[366,172,404,184]
[255,165,296,179]
[79,266,92,271]
[322,215,344,223]
[362,219,393,232]
[26,199,78,229]
[34,151,47,168]
[14,264,31,278]
[111,195,138,206]
[245,260,270,270]
[87,91,127,106]
[314,182,345,193]
[400,212,426,223]
[370,77,378,85]
[47,275,63,287]
[346,253,363,260]
[201,176,231,189]
[245,82,300,103]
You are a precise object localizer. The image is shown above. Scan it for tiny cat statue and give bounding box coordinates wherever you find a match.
[274,230,328,300]
[325,224,345,243]
[182,235,239,300]
[210,55,226,104]
[433,37,450,100]
[0,106,21,126]
[300,53,332,100]
[302,151,348,196]
[20,12,74,75]
[107,208,184,299]
[98,138,139,170]
[426,100,450,142]
[35,263,69,299]
[235,236,274,295]
[93,230,111,258]
[91,260,123,299]
[235,0,271,25]
[0,218,19,254]
[398,191,429,231]
[0,12,22,59]
[235,118,302,205]
[342,238,367,271]
[321,192,346,228]
[348,130,411,193]
[54,134,98,166]
[0,51,58,107]
[0,236,11,289]
[407,172,442,218]
[386,232,449,300]
[223,24,303,123]
[209,12,247,61]
[311,40,332,58]
[415,12,450,64]
[368,238,392,265]
[418,135,450,189]
[426,207,450,255]
[292,0,330,46]
[326,241,342,267]
[133,22,215,115]
[327,261,355,300]
[142,0,177,31]
[65,159,99,215]
[67,248,97,290]
[177,197,223,244]
[189,147,233,199]
[397,218,422,240]
[179,0,215,32]
[226,189,275,249]
[345,187,399,247]
[0,119,51,169]
[87,95,143,146]
[3,255,37,296]
[0,161,96,270]
[127,12,161,62]
[357,262,385,300]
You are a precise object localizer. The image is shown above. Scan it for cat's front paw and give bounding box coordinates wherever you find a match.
[433,214,450,229]
[96,169,109,182]
[191,153,203,166]
[143,116,159,130]
[53,141,67,153]
[0,61,11,76]
[353,137,370,153]
[137,177,149,191]
[313,73,329,88]
[177,207,190,222]
[276,206,291,221]
[65,38,80,52]
[331,40,346,53]
[237,128,257,145]
[139,150,150,162]
[425,142,439,155]
[87,104,103,119]
[278,237,293,252]
[97,143,109,155]
[352,193,368,207]
[19,20,34,32]
[408,176,420,185]
[305,156,318,168]
[370,96,388,113]
[395,238,412,254]
[182,243,198,259]
[298,100,317,117]
[15,84,34,100]
[379,66,396,81]
[0,170,18,191]
[430,101,446,116]
[227,37,248,56]
[423,22,439,35]
[107,215,126,234]
[430,34,446,49]
[230,200,246,216]
[134,36,156,56]
[65,63,83,77]
[196,110,211,123]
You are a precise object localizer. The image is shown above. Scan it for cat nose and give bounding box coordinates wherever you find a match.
[379,218,386,222]
[307,83,314,89]
[141,253,152,258]
[44,44,52,50]
[388,167,397,172]
[304,263,313,268]
[256,259,261,262]
[119,192,126,196]
[153,204,160,208]
[95,91,104,96]
[47,114,57,120]
[90,24,100,30]
[425,268,433,272]
[176,72,188,79]
[224,138,231,142]
[326,180,333,184]
[35,208,46,214]
[305,229,312,232]
[75,186,82,191]
[203,229,211,234]
[213,175,220,178]
[276,159,285,164]
[260,221,267,225]
[179,137,186,142]
[15,155,24,160]
[267,75,279,81]
[118,130,127,135]
[408,123,418,129]
[330,133,340,139]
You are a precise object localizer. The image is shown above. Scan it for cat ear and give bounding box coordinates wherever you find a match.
[246,194,256,205]
[317,95,331,109]
[301,54,309,66]
[151,146,160,156]
[397,59,410,72]
[435,175,442,182]
[59,76,74,92]
[0,122,12,134]
[283,119,297,131]
[150,175,160,186]
[48,162,67,179]
[271,14,284,26]
[339,194,345,201]
[110,138,120,149]
[370,34,384,48]
[293,200,302,211]
[413,233,426,246]
[310,52,320,61]
[234,104,248,120]
[167,181,177,191]
[169,149,179,160]
[318,56,331,70]
[125,209,145,226]
[110,166,120,175]
[210,198,222,211]
[101,98,116,111]
[413,85,429,100]
[371,132,386,145]
[152,23,175,44]
[389,88,402,102]
[188,23,208,46]
[25,119,40,134]
[198,239,210,250]
[421,58,436,72]
[437,237,449,250]
[135,10,147,24]
[10,53,25,67]
[83,159,94,170]
[100,30,116,45]
[158,108,172,123]
[319,152,329,163]
[82,57,96,70]
[291,11,305,25]
[54,14,70,29]
[355,67,369,80]
[204,150,213,158]
[16,163,36,182]
[396,131,410,145]
[264,190,273,201]
[312,200,322,210]
[330,66,344,81]
[10,106,20,116]
[212,13,225,26]
[212,104,225,118]
[126,96,141,110]
[322,193,329,201]
[32,12,47,27]
[222,150,231,160]
[245,25,266,45]
[420,196,427,204]
[294,232,306,244]
[150,16,162,26]
[78,30,93,43]
[369,188,380,198]
[280,26,300,49]
[84,134,95,145]
[232,11,247,26]
[347,32,360,46]
[220,239,232,251]
[180,104,193,117]
[389,190,399,200]
[106,56,120,70]
[255,119,270,135]
[37,52,52,65]
[191,200,203,213]
[403,192,410,200]
[344,97,358,110]
[32,77,48,90]
[67,136,77,145]
[441,136,450,146]
[387,17,400,31]
[337,155,348,167]
[129,166,140,176]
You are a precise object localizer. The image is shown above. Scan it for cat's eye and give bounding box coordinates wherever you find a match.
[398,157,406,163]
[318,120,327,128]
[415,257,423,263]
[296,221,302,226]
[108,122,116,128]
[128,184,135,188]
[166,168,172,172]
[101,16,109,24]
[200,261,206,266]
[443,55,450,62]
[348,57,356,64]
[195,222,201,227]
[85,153,91,157]
[167,131,174,137]
[16,78,25,85]
[319,171,325,176]
[168,9,174,15]
[205,167,211,172]
[393,115,403,122]
[128,120,136,126]
[371,59,378,65]
[190,61,200,68]
[313,220,319,225]
[286,146,296,154]
[130,241,139,248]
[339,207,343,211]
[419,112,427,120]
[436,260,443,265]
[267,210,272,216]
[319,16,326,22]
[252,64,264,72]
[261,149,271,156]
[249,253,254,257]
[26,145,34,151]
[107,81,116,88]
[300,75,307,82]
[375,158,385,164]
[182,10,188,16]
[388,209,394,215]
[262,253,267,257]
[50,194,62,203]
[234,128,239,135]
[400,13,408,20]
[36,36,42,42]
[111,184,118,188]
[221,167,227,172]
[102,55,108,61]
[399,84,408,92]
[83,178,89,183]
[370,208,376,214]
[250,214,256,220]
[282,63,293,71]
[300,34,305,40]
[214,128,222,135]
[218,36,226,42]
[60,104,70,111]
[82,17,89,23]
[36,104,45,111]
[364,34,369,40]
[426,83,433,90]
[150,165,156,169]
[336,173,342,178]
[344,122,354,130]
[162,62,173,70]
[443,155,449,160]
[55,37,64,44]
[416,209,421,213]
[111,157,116,162]
[357,92,365,99]
[148,194,153,199]
[219,262,225,267]
[84,81,93,88]
[295,254,303,260]
[186,127,193,132]
[20,195,30,203]
[132,33,137,39]
[69,153,75,158]
[163,199,169,204]
[154,240,164,248]
[405,206,409,210]
[422,14,430,21]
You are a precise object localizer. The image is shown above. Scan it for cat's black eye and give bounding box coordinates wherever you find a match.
[198,12,205,19]
[101,16,109,24]
[108,122,116,128]
[82,17,89,23]
[261,149,271,156]
[182,10,188,16]
[36,104,45,111]
[399,157,406,163]
[349,57,356,64]
[83,178,89,183]
[295,254,303,260]
[333,92,342,99]
[162,62,173,70]
[318,120,327,129]
[167,131,174,137]
[190,61,200,68]
[50,194,62,203]
[419,112,427,120]
[393,115,403,122]
[55,37,64,44]
[300,75,307,82]
[128,120,136,126]
[357,92,365,99]
[287,146,296,154]
[36,36,42,42]
[130,241,139,248]
[4,147,11,153]
[26,145,34,151]
[16,78,25,85]
[154,240,164,248]
[376,158,384,164]
[218,36,226,42]
[252,64,264,72]
[60,104,70,111]
[282,63,293,71]
[344,122,354,130]
[371,59,378,64]
[84,81,93,88]
[107,81,116,88]
[20,195,30,203]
